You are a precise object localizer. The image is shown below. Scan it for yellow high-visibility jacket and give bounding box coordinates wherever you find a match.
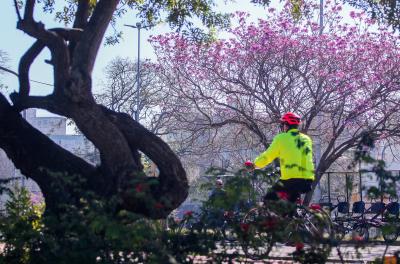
[254,129,315,181]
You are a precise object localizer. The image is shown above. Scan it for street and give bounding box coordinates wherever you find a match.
[191,243,400,263]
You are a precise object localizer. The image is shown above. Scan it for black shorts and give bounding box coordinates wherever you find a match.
[263,178,313,203]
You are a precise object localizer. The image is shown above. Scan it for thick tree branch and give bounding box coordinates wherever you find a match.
[102,107,188,218]
[51,28,83,42]
[72,0,120,74]
[73,0,90,29]
[17,19,71,91]
[18,40,45,99]
[24,0,35,21]
[10,93,56,112]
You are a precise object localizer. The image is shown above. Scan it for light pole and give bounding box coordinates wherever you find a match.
[124,22,143,122]
[319,0,324,35]
[315,0,324,201]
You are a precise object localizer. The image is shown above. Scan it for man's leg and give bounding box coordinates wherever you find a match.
[263,179,313,204]
[263,180,286,203]
[283,179,313,204]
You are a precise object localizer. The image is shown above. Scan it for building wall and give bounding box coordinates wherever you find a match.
[0,109,98,211]
[25,109,66,135]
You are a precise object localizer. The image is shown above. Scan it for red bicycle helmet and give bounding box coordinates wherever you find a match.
[280,112,301,125]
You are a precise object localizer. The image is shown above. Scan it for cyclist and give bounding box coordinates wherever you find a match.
[247,112,315,204]
[206,179,227,228]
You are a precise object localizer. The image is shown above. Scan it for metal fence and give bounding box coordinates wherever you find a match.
[318,170,400,204]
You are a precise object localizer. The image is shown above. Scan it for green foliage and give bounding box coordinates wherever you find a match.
[250,0,271,5]
[0,167,330,263]
[30,0,232,44]
[0,185,44,264]
[4,135,399,263]
[345,0,400,31]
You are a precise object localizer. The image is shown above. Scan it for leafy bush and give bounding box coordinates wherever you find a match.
[0,185,44,264]
[0,134,398,264]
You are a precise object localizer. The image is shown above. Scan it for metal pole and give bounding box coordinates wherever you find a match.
[345,174,349,203]
[319,0,324,35]
[359,170,363,201]
[327,172,331,204]
[315,0,323,200]
[345,173,350,216]
[124,23,148,123]
[135,23,141,122]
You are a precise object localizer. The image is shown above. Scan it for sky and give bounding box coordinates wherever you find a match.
[0,1,268,98]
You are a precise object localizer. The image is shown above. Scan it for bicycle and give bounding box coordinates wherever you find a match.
[240,195,334,259]
[381,197,400,243]
[329,197,395,243]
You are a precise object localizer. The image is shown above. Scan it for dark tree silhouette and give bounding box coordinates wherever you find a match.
[0,0,229,219]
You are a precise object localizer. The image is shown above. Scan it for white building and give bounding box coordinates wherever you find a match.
[0,109,98,210]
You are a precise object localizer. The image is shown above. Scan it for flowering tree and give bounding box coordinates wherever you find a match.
[152,1,400,203]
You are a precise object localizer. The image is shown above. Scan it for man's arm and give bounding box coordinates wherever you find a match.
[254,135,280,168]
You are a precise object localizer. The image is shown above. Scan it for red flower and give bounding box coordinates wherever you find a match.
[244,160,254,167]
[240,223,250,233]
[154,202,164,209]
[277,191,289,200]
[261,218,277,229]
[353,234,364,241]
[135,183,144,193]
[295,242,304,251]
[310,204,322,211]
[184,210,193,217]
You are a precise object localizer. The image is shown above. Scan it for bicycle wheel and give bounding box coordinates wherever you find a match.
[241,207,276,259]
[298,206,333,244]
[221,221,239,244]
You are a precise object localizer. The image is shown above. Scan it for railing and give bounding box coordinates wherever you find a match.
[318,170,400,204]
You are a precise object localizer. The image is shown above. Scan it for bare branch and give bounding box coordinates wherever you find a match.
[24,0,35,21]
[18,40,45,98]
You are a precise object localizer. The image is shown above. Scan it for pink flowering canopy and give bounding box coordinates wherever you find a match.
[151,0,400,198]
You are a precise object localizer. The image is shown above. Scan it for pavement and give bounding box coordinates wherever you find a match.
[191,243,400,263]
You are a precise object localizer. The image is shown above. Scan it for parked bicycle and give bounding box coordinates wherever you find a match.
[322,195,400,243]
